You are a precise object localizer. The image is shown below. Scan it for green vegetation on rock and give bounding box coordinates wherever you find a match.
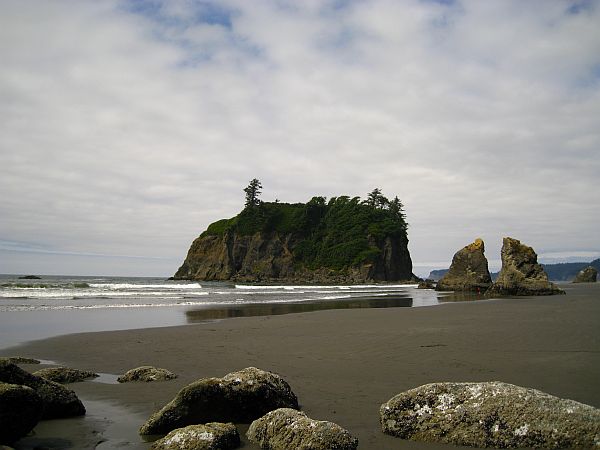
[200,189,408,271]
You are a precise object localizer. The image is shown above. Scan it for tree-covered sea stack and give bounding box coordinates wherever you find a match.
[175,182,415,283]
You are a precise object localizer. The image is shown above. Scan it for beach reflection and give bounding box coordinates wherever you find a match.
[185,295,414,323]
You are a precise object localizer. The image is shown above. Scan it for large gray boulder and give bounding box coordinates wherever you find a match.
[436,238,492,292]
[118,366,177,383]
[380,381,600,448]
[0,360,85,419]
[140,367,299,436]
[150,423,240,450]
[33,367,98,384]
[0,382,43,445]
[487,237,564,296]
[247,408,358,450]
[573,266,598,283]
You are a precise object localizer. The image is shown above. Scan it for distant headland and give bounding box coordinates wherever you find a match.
[174,179,416,283]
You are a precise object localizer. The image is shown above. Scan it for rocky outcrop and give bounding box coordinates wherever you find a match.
[150,423,240,450]
[436,239,492,292]
[573,266,598,283]
[247,408,358,450]
[33,367,98,384]
[118,366,177,383]
[487,237,564,296]
[380,381,600,448]
[174,231,414,283]
[0,361,85,419]
[0,382,43,444]
[140,367,299,436]
[417,279,435,289]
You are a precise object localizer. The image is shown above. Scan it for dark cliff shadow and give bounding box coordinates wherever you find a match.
[184,295,414,323]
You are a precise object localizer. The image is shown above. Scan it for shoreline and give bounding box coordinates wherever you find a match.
[3,283,600,449]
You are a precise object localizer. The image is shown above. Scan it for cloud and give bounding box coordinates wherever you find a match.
[1,0,599,277]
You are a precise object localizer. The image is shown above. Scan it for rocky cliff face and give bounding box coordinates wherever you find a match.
[174,231,414,283]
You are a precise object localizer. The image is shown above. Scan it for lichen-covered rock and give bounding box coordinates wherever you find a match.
[117,366,177,383]
[0,361,85,419]
[573,266,598,283]
[487,237,564,296]
[380,381,600,448]
[247,408,358,450]
[0,357,40,365]
[33,367,99,384]
[436,239,492,292]
[140,367,299,436]
[150,423,240,450]
[0,382,43,444]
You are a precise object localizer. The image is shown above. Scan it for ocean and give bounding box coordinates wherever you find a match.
[0,274,443,349]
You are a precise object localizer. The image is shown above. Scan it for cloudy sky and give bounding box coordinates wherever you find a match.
[1,0,599,278]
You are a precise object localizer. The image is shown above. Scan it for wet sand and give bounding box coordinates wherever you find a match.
[4,283,600,449]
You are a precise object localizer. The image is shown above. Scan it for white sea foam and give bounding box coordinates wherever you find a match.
[89,283,202,289]
[235,284,414,290]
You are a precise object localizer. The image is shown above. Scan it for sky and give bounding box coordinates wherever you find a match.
[1,0,599,278]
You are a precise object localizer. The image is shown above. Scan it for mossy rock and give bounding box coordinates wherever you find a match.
[381,381,600,448]
[247,408,358,450]
[0,361,85,419]
[0,382,43,445]
[117,366,177,383]
[0,357,40,365]
[33,367,99,384]
[140,367,299,436]
[150,423,240,450]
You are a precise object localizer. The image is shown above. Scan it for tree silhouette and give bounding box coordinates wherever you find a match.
[244,178,263,209]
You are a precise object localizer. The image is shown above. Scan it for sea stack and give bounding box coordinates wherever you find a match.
[487,237,563,296]
[435,238,492,292]
[573,266,597,283]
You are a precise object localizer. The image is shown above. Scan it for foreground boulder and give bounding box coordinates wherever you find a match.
[140,367,299,435]
[573,266,598,283]
[33,367,99,384]
[118,366,177,383]
[380,381,600,448]
[436,238,492,292]
[487,237,564,296]
[150,423,240,450]
[248,408,358,450]
[0,361,85,419]
[0,382,43,444]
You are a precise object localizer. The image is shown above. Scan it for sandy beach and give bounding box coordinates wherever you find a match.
[4,283,600,449]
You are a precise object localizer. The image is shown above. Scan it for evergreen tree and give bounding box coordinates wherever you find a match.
[243,178,263,209]
[389,196,406,224]
[365,188,389,209]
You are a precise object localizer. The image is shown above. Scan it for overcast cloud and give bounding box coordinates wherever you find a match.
[1,0,599,277]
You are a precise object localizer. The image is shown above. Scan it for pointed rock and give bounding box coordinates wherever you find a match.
[436,238,492,292]
[487,237,564,296]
